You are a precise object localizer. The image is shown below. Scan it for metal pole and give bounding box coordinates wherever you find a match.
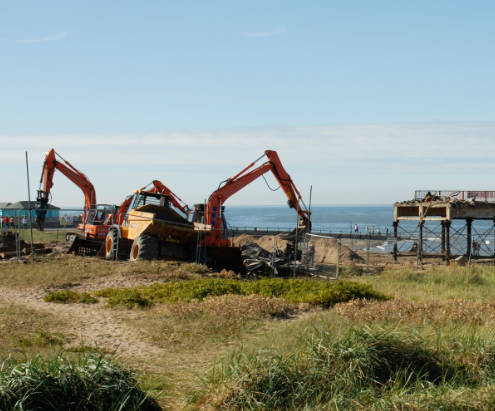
[467,218,472,262]
[393,221,398,262]
[25,152,34,261]
[293,200,299,278]
[441,221,446,262]
[308,185,312,232]
[418,221,423,268]
[366,234,370,274]
[445,221,451,261]
[204,199,207,267]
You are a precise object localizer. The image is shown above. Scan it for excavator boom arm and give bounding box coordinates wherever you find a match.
[206,150,310,231]
[37,149,97,220]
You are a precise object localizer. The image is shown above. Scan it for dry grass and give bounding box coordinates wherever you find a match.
[129,295,302,350]
[0,257,208,288]
[335,298,495,326]
[0,303,69,360]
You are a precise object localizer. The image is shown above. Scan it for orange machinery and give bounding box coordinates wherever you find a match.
[196,150,310,247]
[36,149,97,231]
[36,149,190,241]
[81,180,191,240]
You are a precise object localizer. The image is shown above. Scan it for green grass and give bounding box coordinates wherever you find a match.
[44,290,98,304]
[0,353,161,410]
[195,325,495,410]
[18,331,66,347]
[94,278,390,308]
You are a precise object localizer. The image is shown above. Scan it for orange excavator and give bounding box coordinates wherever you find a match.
[36,149,97,231]
[36,149,190,244]
[194,149,311,247]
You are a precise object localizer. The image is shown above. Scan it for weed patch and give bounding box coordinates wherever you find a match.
[44,290,98,304]
[95,279,389,308]
[18,332,66,348]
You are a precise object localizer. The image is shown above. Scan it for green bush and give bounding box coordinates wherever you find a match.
[44,290,98,304]
[0,354,161,411]
[94,279,389,308]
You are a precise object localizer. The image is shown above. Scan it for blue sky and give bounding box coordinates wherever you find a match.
[1,1,495,206]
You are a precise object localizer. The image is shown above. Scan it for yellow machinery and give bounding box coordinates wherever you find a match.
[104,190,210,261]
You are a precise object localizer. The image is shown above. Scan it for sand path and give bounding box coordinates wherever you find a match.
[0,282,165,363]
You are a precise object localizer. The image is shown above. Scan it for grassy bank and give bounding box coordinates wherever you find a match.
[3,258,495,409]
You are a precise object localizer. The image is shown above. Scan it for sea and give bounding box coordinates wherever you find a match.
[223,205,495,256]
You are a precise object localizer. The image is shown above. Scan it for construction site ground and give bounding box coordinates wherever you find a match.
[0,237,482,409]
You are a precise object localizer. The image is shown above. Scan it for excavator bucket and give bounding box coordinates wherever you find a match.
[67,237,104,257]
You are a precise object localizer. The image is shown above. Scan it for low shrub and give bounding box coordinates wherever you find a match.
[44,290,98,304]
[95,279,389,309]
[0,353,161,411]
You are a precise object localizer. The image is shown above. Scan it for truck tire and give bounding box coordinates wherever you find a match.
[105,227,119,260]
[130,235,159,261]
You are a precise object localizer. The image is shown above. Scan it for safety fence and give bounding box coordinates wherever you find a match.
[4,207,491,275]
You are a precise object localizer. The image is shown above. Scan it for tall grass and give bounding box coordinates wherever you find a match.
[196,326,495,410]
[94,278,390,308]
[0,353,161,411]
[365,265,495,302]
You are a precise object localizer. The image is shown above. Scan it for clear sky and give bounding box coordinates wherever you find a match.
[1,1,495,207]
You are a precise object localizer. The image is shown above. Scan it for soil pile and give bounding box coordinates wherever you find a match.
[307,237,363,264]
[233,234,363,265]
[233,234,290,253]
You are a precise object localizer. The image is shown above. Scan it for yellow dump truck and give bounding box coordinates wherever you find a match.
[104,190,210,261]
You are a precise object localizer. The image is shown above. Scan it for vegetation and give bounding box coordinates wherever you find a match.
[0,353,161,411]
[94,278,390,308]
[44,290,98,304]
[4,259,495,409]
[196,326,495,410]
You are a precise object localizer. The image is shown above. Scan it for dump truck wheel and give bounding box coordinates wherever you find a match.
[130,235,159,261]
[105,228,118,260]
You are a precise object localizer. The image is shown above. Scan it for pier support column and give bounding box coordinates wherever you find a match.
[445,221,451,261]
[466,218,473,258]
[441,220,446,261]
[393,221,398,262]
[418,221,424,265]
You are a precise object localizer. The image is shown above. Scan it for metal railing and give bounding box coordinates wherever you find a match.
[414,190,495,202]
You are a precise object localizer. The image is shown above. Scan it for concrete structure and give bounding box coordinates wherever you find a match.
[394,197,495,261]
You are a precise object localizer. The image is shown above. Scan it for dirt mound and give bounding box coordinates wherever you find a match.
[233,234,362,265]
[233,234,290,253]
[307,237,363,265]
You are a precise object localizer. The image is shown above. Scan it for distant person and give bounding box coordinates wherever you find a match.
[9,217,14,228]
[385,227,389,236]
[2,216,7,228]
[21,215,27,229]
[472,240,480,256]
[354,224,358,233]
[372,226,374,234]
[366,225,369,234]
[377,227,380,235]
